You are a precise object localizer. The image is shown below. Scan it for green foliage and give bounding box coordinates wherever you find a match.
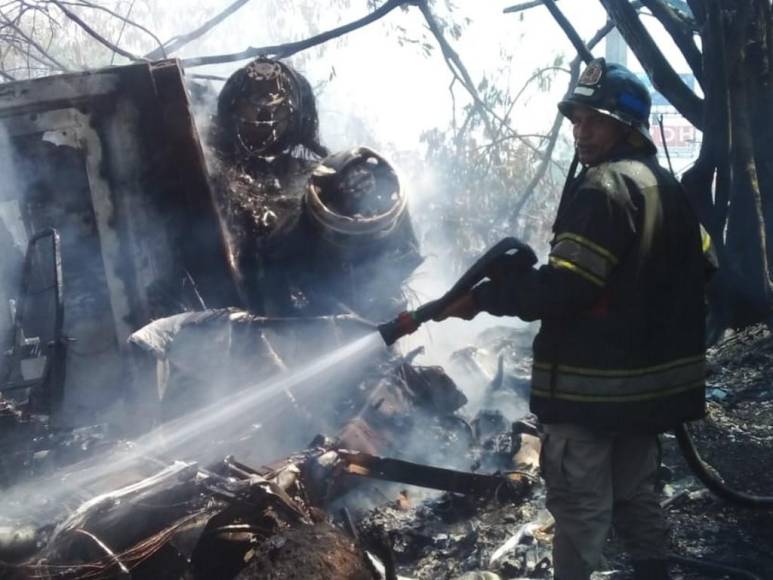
[416,124,562,271]
[412,57,568,270]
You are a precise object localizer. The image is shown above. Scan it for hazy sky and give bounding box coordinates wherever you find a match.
[155,1,692,155]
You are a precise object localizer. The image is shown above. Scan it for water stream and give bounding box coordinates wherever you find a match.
[0,332,384,525]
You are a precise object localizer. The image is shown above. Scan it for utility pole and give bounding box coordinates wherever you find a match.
[605,27,627,65]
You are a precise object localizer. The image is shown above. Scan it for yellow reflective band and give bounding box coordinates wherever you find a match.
[533,354,705,378]
[532,380,703,403]
[552,239,613,282]
[532,356,705,398]
[554,232,619,265]
[700,225,712,254]
[548,256,604,287]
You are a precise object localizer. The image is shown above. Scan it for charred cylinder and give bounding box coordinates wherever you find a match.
[261,147,422,319]
[304,146,409,248]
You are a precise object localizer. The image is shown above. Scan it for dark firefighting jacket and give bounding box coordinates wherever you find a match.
[475,152,712,433]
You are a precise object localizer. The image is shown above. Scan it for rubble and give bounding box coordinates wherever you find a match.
[3,318,773,579]
[1,60,772,580]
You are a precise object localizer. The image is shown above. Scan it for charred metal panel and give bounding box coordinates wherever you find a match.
[0,61,239,424]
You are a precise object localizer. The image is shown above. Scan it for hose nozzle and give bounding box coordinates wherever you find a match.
[377,311,420,346]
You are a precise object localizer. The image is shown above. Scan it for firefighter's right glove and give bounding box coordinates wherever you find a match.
[432,292,480,322]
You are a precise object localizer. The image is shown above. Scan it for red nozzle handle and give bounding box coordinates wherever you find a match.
[378,311,420,346]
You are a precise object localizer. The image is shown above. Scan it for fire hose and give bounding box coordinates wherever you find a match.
[674,423,773,507]
[378,237,772,577]
[377,237,538,346]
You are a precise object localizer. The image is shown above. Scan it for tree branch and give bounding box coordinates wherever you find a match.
[599,0,704,129]
[541,0,594,63]
[415,0,498,138]
[182,0,413,68]
[4,35,64,71]
[503,0,561,14]
[0,9,69,71]
[110,0,137,65]
[145,0,251,60]
[640,0,703,86]
[685,0,705,26]
[49,0,145,62]
[511,20,615,221]
[58,0,166,60]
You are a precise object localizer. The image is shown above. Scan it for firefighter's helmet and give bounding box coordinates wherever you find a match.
[558,58,656,154]
[217,58,324,158]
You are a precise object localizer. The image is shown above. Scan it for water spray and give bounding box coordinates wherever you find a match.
[0,332,385,525]
[377,237,537,346]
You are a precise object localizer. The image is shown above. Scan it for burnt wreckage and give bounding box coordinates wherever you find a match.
[0,57,529,579]
[0,57,772,580]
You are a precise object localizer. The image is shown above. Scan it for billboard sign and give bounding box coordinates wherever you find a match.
[636,73,701,160]
[650,115,698,157]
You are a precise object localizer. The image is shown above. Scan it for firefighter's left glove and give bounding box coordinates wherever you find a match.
[432,292,480,322]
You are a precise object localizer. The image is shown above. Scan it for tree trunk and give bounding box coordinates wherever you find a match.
[682,0,773,331]
[725,50,773,326]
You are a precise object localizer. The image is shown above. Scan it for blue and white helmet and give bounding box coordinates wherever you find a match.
[558,58,656,154]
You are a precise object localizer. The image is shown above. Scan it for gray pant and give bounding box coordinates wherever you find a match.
[541,423,669,580]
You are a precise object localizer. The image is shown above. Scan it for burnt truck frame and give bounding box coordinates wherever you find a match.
[0,60,241,425]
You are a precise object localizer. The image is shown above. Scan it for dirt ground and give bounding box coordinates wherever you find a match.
[660,324,773,580]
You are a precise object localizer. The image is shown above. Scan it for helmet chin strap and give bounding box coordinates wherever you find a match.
[625,127,648,150]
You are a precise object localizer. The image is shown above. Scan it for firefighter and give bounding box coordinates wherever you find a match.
[437,58,713,580]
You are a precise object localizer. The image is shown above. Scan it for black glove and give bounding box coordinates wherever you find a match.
[485,245,538,282]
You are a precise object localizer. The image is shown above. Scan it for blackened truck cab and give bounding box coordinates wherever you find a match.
[0,59,422,456]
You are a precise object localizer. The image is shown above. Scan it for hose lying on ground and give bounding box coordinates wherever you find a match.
[666,554,763,580]
[675,423,773,507]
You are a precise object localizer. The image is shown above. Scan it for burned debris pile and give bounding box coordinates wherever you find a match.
[0,336,540,579]
[0,55,772,580]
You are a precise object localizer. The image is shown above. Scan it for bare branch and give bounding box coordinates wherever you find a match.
[57,0,166,59]
[511,20,615,220]
[505,0,594,64]
[0,68,16,81]
[640,0,703,86]
[599,0,704,128]
[0,8,69,71]
[482,65,571,170]
[415,0,498,138]
[190,73,228,81]
[111,0,136,64]
[145,0,251,60]
[503,0,561,14]
[685,0,705,26]
[49,0,145,62]
[541,0,594,63]
[182,0,413,68]
[4,34,63,70]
